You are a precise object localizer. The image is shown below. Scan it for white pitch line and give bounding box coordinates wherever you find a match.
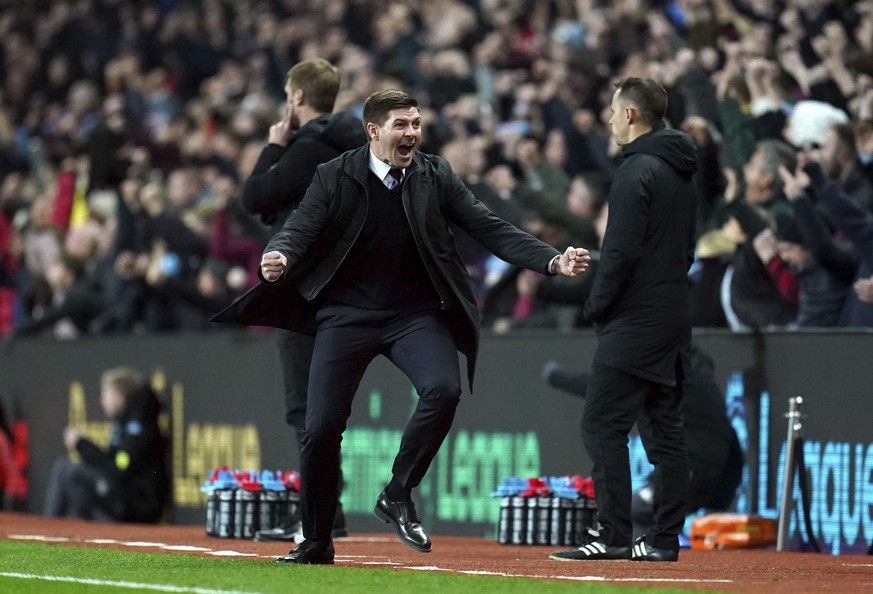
[8,534,70,542]
[552,576,734,584]
[335,556,736,585]
[0,572,264,594]
[86,539,169,548]
[162,545,213,552]
[125,541,170,548]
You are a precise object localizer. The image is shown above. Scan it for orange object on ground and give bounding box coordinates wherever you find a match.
[690,513,778,550]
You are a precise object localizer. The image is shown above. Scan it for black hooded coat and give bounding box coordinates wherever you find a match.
[584,124,698,386]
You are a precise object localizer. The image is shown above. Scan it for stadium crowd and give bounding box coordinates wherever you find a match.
[1,0,872,340]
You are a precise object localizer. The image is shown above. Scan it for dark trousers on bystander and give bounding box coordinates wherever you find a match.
[582,360,689,552]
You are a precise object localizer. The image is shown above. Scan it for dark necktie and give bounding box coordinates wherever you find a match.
[387,167,402,189]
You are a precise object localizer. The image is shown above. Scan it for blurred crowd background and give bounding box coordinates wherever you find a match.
[1,0,872,340]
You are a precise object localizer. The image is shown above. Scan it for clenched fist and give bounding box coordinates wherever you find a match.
[261,251,288,282]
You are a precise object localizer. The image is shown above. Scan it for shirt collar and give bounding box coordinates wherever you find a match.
[368,148,404,183]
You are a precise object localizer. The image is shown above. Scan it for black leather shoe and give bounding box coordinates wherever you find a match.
[630,535,679,562]
[275,539,335,564]
[374,490,432,552]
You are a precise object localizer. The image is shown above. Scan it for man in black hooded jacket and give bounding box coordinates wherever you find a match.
[551,77,698,563]
[241,58,366,542]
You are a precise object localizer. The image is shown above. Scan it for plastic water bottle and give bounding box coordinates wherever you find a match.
[258,470,288,534]
[233,470,262,539]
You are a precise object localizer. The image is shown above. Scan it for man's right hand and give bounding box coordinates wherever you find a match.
[268,105,295,146]
[63,426,83,451]
[261,251,288,282]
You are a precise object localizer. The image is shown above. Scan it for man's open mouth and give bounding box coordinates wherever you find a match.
[398,144,414,157]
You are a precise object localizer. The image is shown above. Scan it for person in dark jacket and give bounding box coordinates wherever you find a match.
[716,141,800,330]
[551,78,697,563]
[240,58,366,542]
[771,210,853,328]
[44,366,169,523]
[783,159,873,327]
[214,88,590,564]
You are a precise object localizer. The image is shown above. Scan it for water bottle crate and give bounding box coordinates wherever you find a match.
[492,475,597,546]
[496,494,598,546]
[202,467,300,539]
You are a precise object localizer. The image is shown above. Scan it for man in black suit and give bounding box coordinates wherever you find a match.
[550,78,697,563]
[216,88,589,564]
[240,58,366,542]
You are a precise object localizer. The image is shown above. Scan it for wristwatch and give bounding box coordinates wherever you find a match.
[549,255,560,275]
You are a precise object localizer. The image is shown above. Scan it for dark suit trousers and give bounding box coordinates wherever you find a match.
[581,360,689,551]
[276,328,346,507]
[275,329,314,433]
[301,304,462,541]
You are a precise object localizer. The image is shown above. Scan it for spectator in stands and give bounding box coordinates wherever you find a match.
[136,180,210,331]
[143,250,242,332]
[10,252,108,339]
[777,166,858,327]
[772,211,852,328]
[207,173,266,290]
[854,115,873,188]
[783,158,873,327]
[513,133,572,209]
[681,114,728,238]
[440,137,527,295]
[20,194,63,317]
[815,122,873,212]
[44,366,169,523]
[0,201,20,337]
[689,217,744,328]
[785,100,849,153]
[716,140,800,330]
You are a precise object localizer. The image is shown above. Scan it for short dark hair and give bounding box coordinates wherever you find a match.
[362,89,419,129]
[614,77,667,125]
[287,58,341,113]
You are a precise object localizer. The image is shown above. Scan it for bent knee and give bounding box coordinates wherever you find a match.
[301,422,345,448]
[418,379,461,405]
